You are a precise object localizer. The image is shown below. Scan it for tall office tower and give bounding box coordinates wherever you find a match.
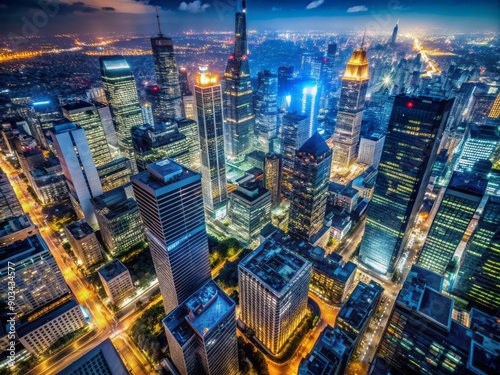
[454,196,500,314]
[132,121,193,172]
[26,99,63,148]
[0,170,23,221]
[278,65,294,101]
[65,220,103,269]
[131,159,211,313]
[264,153,282,207]
[418,172,487,275]
[280,114,310,199]
[331,46,369,169]
[182,93,196,120]
[0,234,70,316]
[56,339,129,375]
[454,125,499,172]
[239,239,312,354]
[224,0,255,159]
[359,95,453,274]
[97,158,132,192]
[255,70,278,153]
[91,184,144,255]
[50,123,104,229]
[374,264,495,375]
[289,78,319,137]
[178,67,190,96]
[357,131,386,168]
[177,118,201,169]
[100,55,143,174]
[141,102,155,125]
[230,180,272,243]
[390,20,399,44]
[62,101,112,167]
[195,66,228,218]
[95,102,119,149]
[163,280,239,375]
[288,133,332,242]
[150,20,183,120]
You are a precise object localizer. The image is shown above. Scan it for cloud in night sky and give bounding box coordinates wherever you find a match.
[178,1,210,13]
[306,0,325,10]
[101,6,116,11]
[347,5,368,13]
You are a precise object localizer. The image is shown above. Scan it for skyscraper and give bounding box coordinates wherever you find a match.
[255,70,278,153]
[278,65,294,99]
[418,172,486,275]
[195,66,228,218]
[131,159,211,313]
[62,100,112,167]
[390,20,399,45]
[163,280,239,375]
[224,0,255,159]
[331,46,369,169]
[264,153,282,207]
[288,132,332,242]
[453,196,500,314]
[454,125,499,172]
[50,122,104,229]
[100,55,143,174]
[280,114,310,199]
[359,95,453,274]
[239,239,312,355]
[289,78,319,137]
[229,180,272,243]
[151,27,183,120]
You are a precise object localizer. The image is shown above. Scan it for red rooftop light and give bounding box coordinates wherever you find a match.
[407,101,414,108]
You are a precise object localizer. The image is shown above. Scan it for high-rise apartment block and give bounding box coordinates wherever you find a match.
[239,238,312,354]
[359,95,453,274]
[131,159,211,313]
[50,122,103,228]
[163,280,239,375]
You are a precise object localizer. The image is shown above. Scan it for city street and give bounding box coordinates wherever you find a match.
[0,158,153,375]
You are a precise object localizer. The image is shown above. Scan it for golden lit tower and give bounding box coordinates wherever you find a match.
[331,44,369,170]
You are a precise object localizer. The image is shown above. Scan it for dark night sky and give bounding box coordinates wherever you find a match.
[0,0,499,37]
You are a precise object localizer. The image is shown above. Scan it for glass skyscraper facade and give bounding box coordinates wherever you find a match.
[359,95,453,274]
[453,196,500,314]
[62,100,112,167]
[131,159,211,313]
[194,66,228,219]
[100,55,143,174]
[418,172,486,275]
[288,132,332,242]
[331,47,369,169]
[255,70,278,153]
[150,35,183,120]
[224,0,255,159]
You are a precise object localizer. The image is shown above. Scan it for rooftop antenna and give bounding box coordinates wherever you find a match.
[397,19,399,26]
[361,28,366,50]
[155,4,163,37]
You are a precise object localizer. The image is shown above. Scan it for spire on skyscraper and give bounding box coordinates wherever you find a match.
[155,5,163,37]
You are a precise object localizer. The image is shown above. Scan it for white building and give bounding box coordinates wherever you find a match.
[358,131,386,168]
[97,259,134,305]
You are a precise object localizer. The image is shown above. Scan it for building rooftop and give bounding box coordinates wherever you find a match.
[239,236,310,294]
[91,184,138,220]
[448,171,487,197]
[363,131,385,141]
[398,264,444,306]
[317,253,357,284]
[164,281,234,346]
[417,287,453,330]
[56,338,128,375]
[470,308,500,341]
[61,100,94,112]
[0,234,48,270]
[98,259,129,283]
[232,181,269,202]
[298,132,330,157]
[17,298,80,338]
[0,214,36,239]
[469,336,500,375]
[65,220,94,240]
[338,281,384,331]
[131,158,198,192]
